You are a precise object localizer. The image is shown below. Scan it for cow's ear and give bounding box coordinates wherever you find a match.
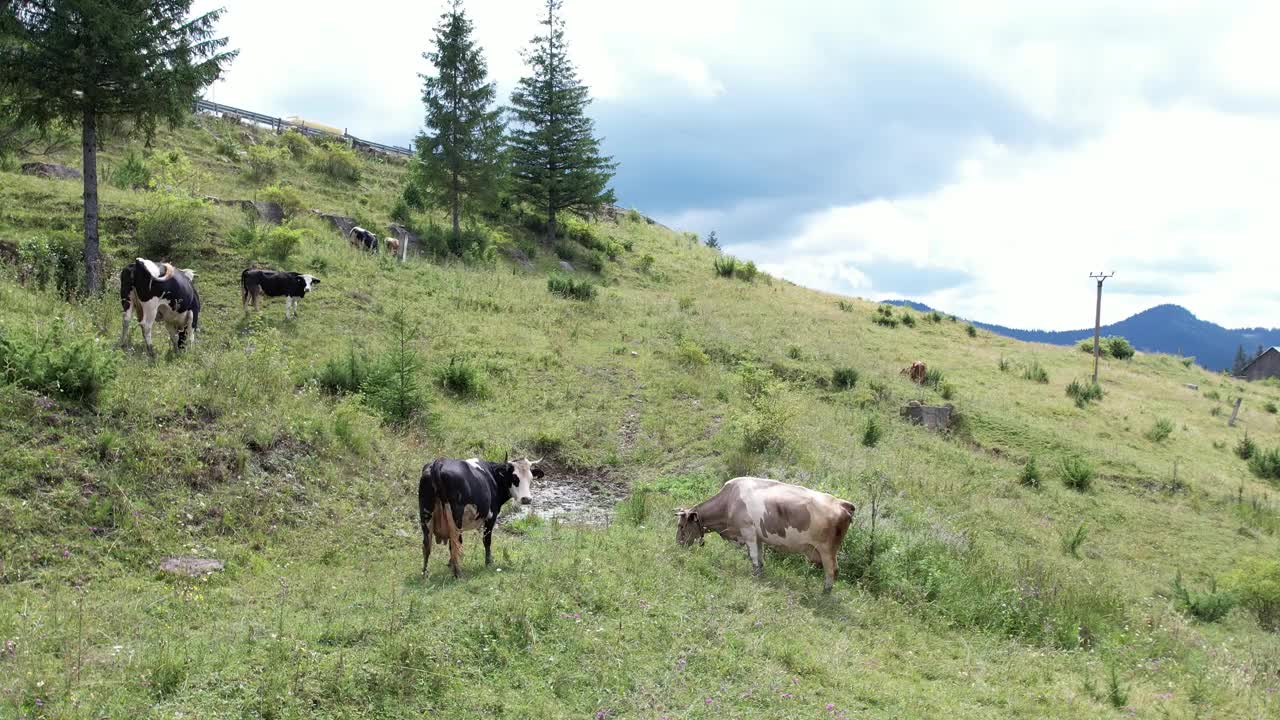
[687,511,699,523]
[532,467,544,478]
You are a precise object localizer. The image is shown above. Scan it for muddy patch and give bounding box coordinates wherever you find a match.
[506,460,628,526]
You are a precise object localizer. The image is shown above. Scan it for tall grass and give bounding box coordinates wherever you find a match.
[1060,456,1096,492]
[1065,378,1103,408]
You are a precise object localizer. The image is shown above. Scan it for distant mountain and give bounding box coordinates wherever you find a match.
[882,301,1280,371]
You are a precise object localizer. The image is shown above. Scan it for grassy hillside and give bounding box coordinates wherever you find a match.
[2,114,1279,719]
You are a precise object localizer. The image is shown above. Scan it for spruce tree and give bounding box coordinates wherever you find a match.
[415,0,502,247]
[1233,345,1249,374]
[508,0,617,245]
[0,1,235,294]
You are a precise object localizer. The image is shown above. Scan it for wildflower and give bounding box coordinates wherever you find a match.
[827,704,836,711]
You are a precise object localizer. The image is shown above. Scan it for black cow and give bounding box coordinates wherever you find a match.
[119,257,201,358]
[348,226,378,252]
[241,268,319,319]
[418,456,544,577]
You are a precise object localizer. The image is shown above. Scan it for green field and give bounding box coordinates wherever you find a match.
[2,115,1279,719]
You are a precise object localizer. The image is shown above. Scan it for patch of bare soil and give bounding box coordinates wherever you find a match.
[506,458,628,526]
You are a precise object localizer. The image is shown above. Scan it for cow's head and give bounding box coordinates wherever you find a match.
[301,274,319,293]
[505,456,543,505]
[675,509,706,546]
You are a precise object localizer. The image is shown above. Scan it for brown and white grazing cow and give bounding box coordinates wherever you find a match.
[901,360,927,384]
[676,477,856,593]
[383,236,401,257]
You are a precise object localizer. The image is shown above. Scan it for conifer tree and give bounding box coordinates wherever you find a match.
[0,1,235,293]
[415,0,502,247]
[1233,344,1249,374]
[508,0,616,244]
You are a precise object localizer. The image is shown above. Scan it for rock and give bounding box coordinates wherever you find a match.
[386,223,420,254]
[394,528,411,539]
[900,401,954,431]
[314,211,358,237]
[503,246,533,269]
[20,162,81,180]
[159,557,224,577]
[558,260,575,272]
[253,201,284,225]
[630,351,639,357]
[1184,383,1199,391]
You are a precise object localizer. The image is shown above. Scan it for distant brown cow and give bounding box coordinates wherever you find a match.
[384,236,402,257]
[676,477,856,593]
[901,361,927,384]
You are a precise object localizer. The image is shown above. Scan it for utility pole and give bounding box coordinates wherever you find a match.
[1090,272,1114,383]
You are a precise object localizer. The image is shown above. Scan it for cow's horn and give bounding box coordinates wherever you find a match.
[504,450,509,463]
[530,457,543,465]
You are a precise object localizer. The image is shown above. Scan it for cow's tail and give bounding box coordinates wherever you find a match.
[240,268,249,305]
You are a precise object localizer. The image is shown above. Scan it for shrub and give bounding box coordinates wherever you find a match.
[625,208,642,223]
[585,250,606,273]
[1065,378,1103,408]
[1181,357,1194,367]
[1222,557,1280,631]
[279,130,312,160]
[1060,523,1088,559]
[1205,389,1221,401]
[676,339,710,368]
[861,416,883,447]
[231,218,306,263]
[836,300,855,312]
[872,314,899,328]
[16,235,80,299]
[1146,418,1174,443]
[735,260,759,283]
[639,254,656,274]
[434,356,489,399]
[832,367,859,390]
[1022,361,1049,384]
[900,313,916,328]
[1210,405,1223,417]
[939,381,955,400]
[732,397,790,454]
[1266,401,1278,414]
[0,323,117,407]
[924,367,945,389]
[362,309,427,424]
[547,274,596,301]
[108,151,152,190]
[927,311,943,323]
[315,343,371,395]
[259,183,305,219]
[263,224,305,263]
[213,136,240,160]
[1105,336,1135,360]
[244,144,285,182]
[136,193,208,258]
[1171,571,1236,623]
[1247,447,1280,481]
[713,256,737,278]
[965,324,977,338]
[1019,457,1041,488]
[1060,456,1095,492]
[311,145,362,183]
[998,357,1010,372]
[1106,667,1128,710]
[1078,339,1095,354]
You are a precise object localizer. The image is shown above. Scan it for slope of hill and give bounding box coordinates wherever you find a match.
[2,115,1280,719]
[885,300,1280,371]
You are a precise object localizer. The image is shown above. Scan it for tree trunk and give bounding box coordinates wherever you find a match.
[82,110,101,294]
[546,205,556,246]
[451,176,460,244]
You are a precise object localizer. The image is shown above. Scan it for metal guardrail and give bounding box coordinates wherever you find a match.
[194,99,412,157]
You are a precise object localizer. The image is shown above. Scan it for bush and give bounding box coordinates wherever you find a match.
[213,136,240,160]
[735,260,758,282]
[927,311,943,323]
[0,323,117,407]
[1146,418,1175,443]
[245,144,285,182]
[924,367,945,390]
[263,224,304,263]
[676,339,710,368]
[231,218,306,263]
[861,416,883,447]
[1222,557,1280,631]
[832,367,859,390]
[1065,378,1103,408]
[1247,447,1280,481]
[1105,336,1135,360]
[939,381,955,400]
[732,397,790,454]
[998,357,1010,372]
[1019,457,1041,488]
[108,151,152,190]
[900,313,916,328]
[259,184,305,219]
[836,300,855,312]
[1266,401,1278,414]
[136,193,208,258]
[311,145,362,183]
[638,254,656,274]
[1060,456,1095,492]
[16,235,80,299]
[1205,389,1221,401]
[390,197,412,225]
[965,324,977,338]
[585,250,606,273]
[713,256,737,278]
[315,343,371,395]
[547,274,596,301]
[1170,571,1236,623]
[362,309,427,424]
[872,311,899,328]
[1022,361,1049,384]
[434,356,489,399]
[1078,339,1095,354]
[279,130,312,160]
[1060,523,1088,559]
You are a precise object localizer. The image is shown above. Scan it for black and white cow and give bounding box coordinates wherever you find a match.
[119,257,201,358]
[348,226,378,252]
[241,268,319,319]
[418,455,544,577]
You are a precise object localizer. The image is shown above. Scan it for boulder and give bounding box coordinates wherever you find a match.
[503,246,533,269]
[202,196,284,224]
[1184,383,1199,391]
[900,401,953,431]
[558,260,575,273]
[159,557,224,577]
[20,162,81,180]
[387,222,420,248]
[314,211,357,237]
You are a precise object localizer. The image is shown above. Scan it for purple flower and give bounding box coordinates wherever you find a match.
[781,692,793,700]
[705,697,714,705]
[594,710,609,720]
[827,703,836,711]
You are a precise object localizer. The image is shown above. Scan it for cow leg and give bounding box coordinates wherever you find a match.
[483,516,497,566]
[447,529,463,578]
[119,308,133,348]
[818,546,837,594]
[744,532,764,577]
[139,304,158,359]
[419,507,433,576]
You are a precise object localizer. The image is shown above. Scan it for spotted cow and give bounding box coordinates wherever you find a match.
[241,268,319,319]
[676,477,856,593]
[418,455,544,577]
[119,258,201,358]
[348,226,378,252]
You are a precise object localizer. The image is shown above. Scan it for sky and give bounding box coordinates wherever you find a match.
[195,0,1280,331]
